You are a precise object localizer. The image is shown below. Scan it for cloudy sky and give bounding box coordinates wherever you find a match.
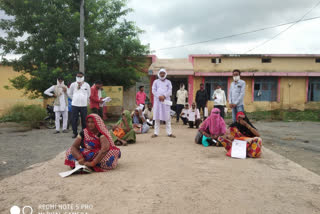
[126,0,320,58]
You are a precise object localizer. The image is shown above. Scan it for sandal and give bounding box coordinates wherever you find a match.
[151,134,158,138]
[168,134,176,138]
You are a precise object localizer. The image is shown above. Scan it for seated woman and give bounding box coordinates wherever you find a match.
[132,108,150,134]
[64,114,121,172]
[188,103,201,128]
[110,110,136,146]
[195,108,226,146]
[218,112,262,158]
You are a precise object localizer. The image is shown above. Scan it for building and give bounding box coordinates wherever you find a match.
[147,54,320,112]
[0,65,43,115]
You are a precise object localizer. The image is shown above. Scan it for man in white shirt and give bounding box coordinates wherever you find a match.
[68,72,91,138]
[180,103,189,125]
[176,83,188,123]
[44,77,68,134]
[188,103,201,128]
[213,84,227,118]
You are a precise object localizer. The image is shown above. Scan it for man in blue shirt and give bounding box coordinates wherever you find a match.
[229,69,246,122]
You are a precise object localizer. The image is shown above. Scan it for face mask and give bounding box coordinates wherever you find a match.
[76,77,84,83]
[180,85,185,90]
[233,76,240,82]
[57,80,65,87]
[216,88,221,92]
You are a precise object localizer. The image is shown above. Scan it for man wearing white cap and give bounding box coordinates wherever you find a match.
[151,68,176,138]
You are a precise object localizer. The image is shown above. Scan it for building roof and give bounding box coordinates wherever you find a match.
[189,54,320,59]
[149,58,194,75]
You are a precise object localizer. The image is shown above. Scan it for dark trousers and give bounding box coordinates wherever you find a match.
[91,107,103,118]
[189,119,201,128]
[197,104,206,119]
[71,106,87,135]
[67,111,72,129]
[181,117,188,125]
[176,104,184,121]
[214,105,225,118]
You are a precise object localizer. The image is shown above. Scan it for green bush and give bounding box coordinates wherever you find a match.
[0,104,47,128]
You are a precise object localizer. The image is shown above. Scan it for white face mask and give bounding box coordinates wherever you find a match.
[76,76,84,83]
[233,76,240,82]
[216,88,222,92]
[180,85,185,90]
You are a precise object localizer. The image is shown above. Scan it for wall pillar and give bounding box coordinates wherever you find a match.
[188,75,194,105]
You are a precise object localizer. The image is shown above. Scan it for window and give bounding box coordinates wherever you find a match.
[315,58,320,63]
[211,58,221,63]
[205,77,228,101]
[262,58,272,63]
[308,77,320,101]
[254,77,278,101]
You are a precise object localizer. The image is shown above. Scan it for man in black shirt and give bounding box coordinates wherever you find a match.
[195,83,208,120]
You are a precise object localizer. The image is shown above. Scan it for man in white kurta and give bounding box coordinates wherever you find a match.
[151,69,176,138]
[44,77,68,133]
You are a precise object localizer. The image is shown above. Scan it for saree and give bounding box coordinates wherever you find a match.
[218,127,262,158]
[110,110,136,143]
[64,114,121,171]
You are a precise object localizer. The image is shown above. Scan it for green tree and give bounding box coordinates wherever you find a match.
[0,0,149,98]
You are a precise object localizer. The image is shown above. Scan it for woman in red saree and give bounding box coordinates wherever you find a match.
[64,114,121,171]
[218,112,262,158]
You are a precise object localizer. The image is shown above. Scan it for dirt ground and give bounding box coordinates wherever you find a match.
[0,122,320,214]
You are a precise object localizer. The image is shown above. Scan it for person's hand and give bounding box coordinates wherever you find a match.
[53,94,57,98]
[211,134,218,139]
[63,87,67,92]
[99,98,104,103]
[239,119,248,127]
[159,96,165,102]
[78,158,85,165]
[84,161,95,167]
[226,134,234,141]
[112,125,118,131]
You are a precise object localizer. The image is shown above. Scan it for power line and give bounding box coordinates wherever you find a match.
[245,0,320,53]
[154,16,320,52]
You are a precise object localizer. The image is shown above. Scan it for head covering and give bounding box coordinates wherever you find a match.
[85,113,114,144]
[230,111,256,137]
[158,68,167,80]
[236,112,245,120]
[199,108,226,136]
[117,110,133,129]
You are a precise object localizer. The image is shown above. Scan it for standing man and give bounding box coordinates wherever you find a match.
[229,69,246,122]
[44,77,69,134]
[68,72,91,138]
[151,68,176,138]
[136,86,147,106]
[195,83,208,120]
[213,84,227,118]
[90,80,104,117]
[176,83,188,123]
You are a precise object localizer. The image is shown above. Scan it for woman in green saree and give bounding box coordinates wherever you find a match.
[110,110,136,146]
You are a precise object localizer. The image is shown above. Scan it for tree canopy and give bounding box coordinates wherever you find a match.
[0,0,149,98]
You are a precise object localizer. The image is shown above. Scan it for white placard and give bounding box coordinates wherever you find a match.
[231,140,247,159]
[59,161,92,178]
[204,107,208,117]
[162,100,172,106]
[102,97,112,106]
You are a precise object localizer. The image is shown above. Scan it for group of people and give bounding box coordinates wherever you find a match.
[45,72,106,138]
[62,68,262,173]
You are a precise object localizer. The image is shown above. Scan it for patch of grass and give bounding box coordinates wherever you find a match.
[226,109,320,122]
[0,104,47,128]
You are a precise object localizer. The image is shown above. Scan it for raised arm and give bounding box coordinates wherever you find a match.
[68,83,75,99]
[44,86,55,97]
